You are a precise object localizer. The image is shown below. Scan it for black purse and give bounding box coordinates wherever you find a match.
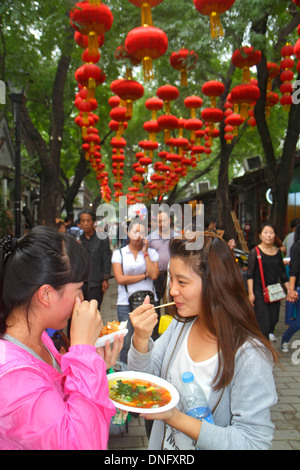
[128,290,155,311]
[119,249,155,311]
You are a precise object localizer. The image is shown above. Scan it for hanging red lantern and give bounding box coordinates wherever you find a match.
[265,91,279,118]
[143,120,161,141]
[184,118,203,143]
[125,25,168,81]
[112,79,144,117]
[224,113,244,137]
[230,83,260,119]
[70,2,113,36]
[157,114,179,142]
[184,95,203,118]
[193,0,236,38]
[231,46,261,83]
[201,108,223,135]
[74,31,105,50]
[157,84,179,113]
[145,96,164,119]
[169,48,198,86]
[267,62,280,92]
[202,80,225,106]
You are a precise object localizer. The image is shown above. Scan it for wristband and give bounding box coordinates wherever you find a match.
[144,252,149,258]
[144,272,147,279]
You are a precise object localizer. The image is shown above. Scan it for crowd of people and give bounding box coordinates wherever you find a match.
[0,209,299,450]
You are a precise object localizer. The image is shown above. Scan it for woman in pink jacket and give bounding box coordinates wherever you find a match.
[0,226,123,450]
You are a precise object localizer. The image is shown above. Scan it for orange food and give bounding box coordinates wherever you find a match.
[108,378,172,409]
[99,321,120,337]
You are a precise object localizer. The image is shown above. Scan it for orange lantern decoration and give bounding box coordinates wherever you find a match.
[169,48,198,86]
[231,46,261,83]
[193,0,236,38]
[202,80,225,107]
[125,25,168,81]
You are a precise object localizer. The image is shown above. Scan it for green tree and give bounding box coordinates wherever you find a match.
[0,0,299,237]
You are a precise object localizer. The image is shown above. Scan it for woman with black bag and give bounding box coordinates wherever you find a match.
[247,222,289,340]
[112,218,159,363]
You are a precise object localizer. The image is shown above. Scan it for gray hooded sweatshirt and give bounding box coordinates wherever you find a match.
[128,319,278,450]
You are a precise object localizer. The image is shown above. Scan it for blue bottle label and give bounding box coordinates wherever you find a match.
[186,406,214,424]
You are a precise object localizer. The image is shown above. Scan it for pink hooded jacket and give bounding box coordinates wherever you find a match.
[0,332,116,450]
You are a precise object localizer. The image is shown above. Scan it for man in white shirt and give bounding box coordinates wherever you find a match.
[148,210,177,303]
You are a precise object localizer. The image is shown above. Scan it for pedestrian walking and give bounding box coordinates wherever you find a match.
[247,222,289,340]
[79,210,112,308]
[281,223,300,352]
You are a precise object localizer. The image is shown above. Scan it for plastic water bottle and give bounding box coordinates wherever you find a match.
[180,371,214,424]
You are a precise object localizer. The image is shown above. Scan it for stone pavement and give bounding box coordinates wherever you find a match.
[101,277,300,451]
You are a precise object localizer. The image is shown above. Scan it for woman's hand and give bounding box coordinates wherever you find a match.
[142,238,149,254]
[140,406,180,424]
[131,296,158,353]
[287,288,298,302]
[248,292,255,306]
[97,334,124,369]
[70,297,103,346]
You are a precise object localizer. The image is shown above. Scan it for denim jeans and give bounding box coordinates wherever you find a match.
[282,288,300,344]
[117,305,132,363]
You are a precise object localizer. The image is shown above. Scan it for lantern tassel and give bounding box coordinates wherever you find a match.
[143,56,154,81]
[180,69,188,87]
[141,3,153,26]
[88,31,99,56]
[242,67,251,84]
[210,12,223,39]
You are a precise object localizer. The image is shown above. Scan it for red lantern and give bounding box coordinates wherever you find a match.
[202,80,225,107]
[230,83,260,119]
[184,118,203,143]
[70,2,113,36]
[112,79,144,117]
[157,84,179,113]
[184,95,203,118]
[157,114,179,142]
[294,37,300,60]
[74,31,105,49]
[193,0,236,38]
[169,48,198,86]
[267,62,280,92]
[265,91,279,118]
[224,113,244,136]
[201,108,224,134]
[231,46,261,83]
[125,25,168,80]
[143,120,161,141]
[145,96,164,120]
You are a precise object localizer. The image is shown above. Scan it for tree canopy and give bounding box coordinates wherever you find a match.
[0,0,299,238]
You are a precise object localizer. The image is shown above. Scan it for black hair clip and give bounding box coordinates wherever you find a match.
[0,235,18,255]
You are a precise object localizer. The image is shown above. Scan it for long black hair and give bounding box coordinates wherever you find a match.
[0,226,89,336]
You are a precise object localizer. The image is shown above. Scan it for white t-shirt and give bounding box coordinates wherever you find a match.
[111,245,159,305]
[163,320,218,450]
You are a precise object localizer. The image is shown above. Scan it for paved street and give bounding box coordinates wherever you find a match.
[101,277,300,451]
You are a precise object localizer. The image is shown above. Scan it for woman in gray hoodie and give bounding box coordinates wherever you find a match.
[128,232,278,450]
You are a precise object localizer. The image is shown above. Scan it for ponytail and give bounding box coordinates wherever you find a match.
[0,236,18,335]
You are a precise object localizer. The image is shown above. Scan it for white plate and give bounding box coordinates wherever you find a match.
[107,371,180,414]
[95,321,128,348]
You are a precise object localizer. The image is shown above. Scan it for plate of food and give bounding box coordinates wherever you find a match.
[95,321,128,348]
[107,371,179,414]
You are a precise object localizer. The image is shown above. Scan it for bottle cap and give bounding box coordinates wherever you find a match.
[182,371,194,383]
